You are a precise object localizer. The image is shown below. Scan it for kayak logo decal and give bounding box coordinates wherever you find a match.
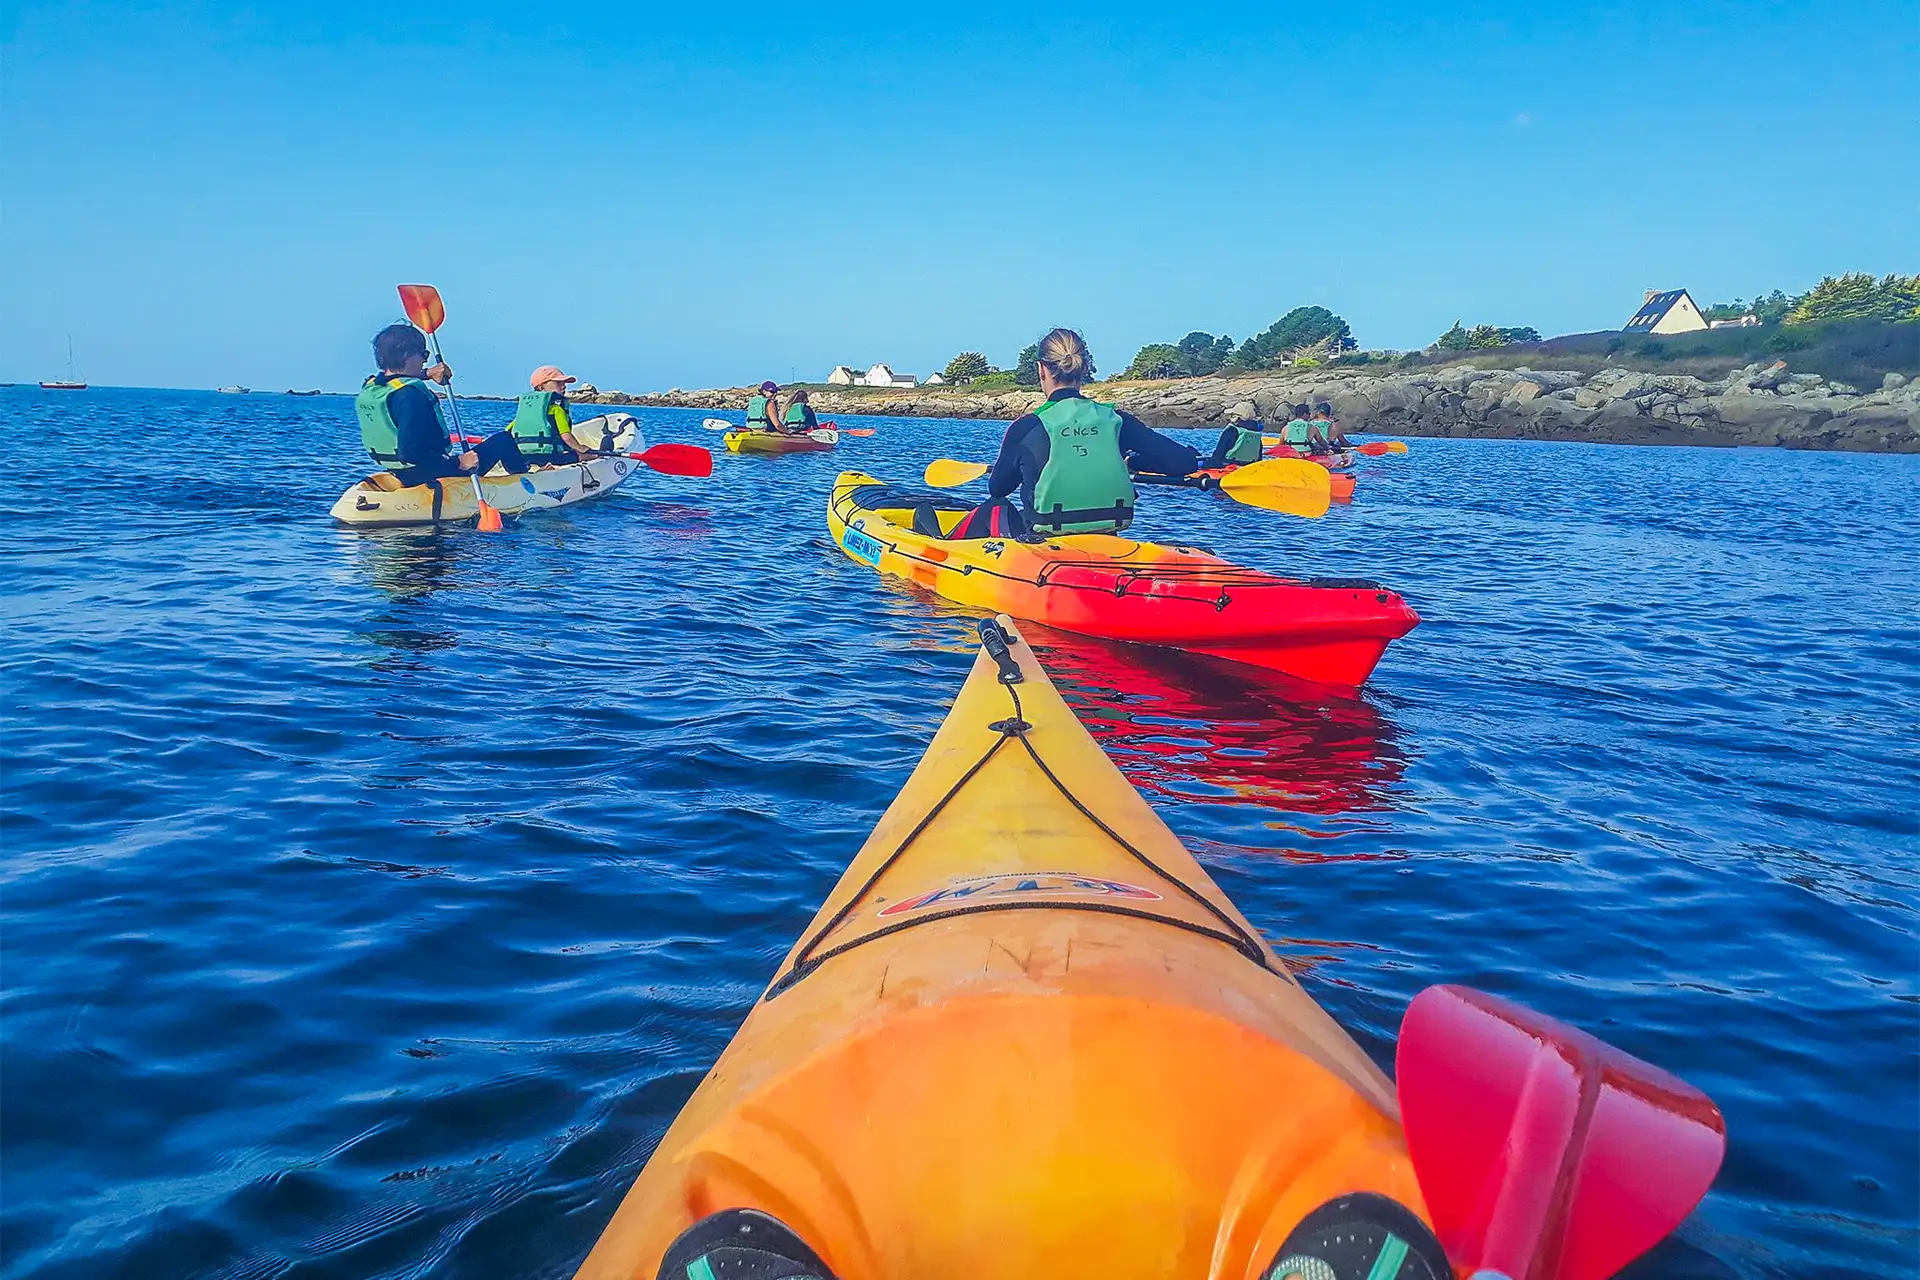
[981,540,1006,557]
[877,872,1163,918]
[842,526,884,566]
[613,459,629,477]
[520,477,538,493]
[540,485,571,502]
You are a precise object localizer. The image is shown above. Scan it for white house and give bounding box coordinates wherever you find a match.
[923,372,946,385]
[826,365,859,385]
[1623,289,1708,335]
[862,363,917,388]
[1708,314,1761,329]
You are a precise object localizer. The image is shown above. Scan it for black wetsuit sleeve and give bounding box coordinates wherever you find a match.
[1118,412,1199,477]
[803,406,819,429]
[390,383,449,465]
[988,414,1042,501]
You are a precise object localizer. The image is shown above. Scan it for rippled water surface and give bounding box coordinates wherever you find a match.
[3,387,1916,1278]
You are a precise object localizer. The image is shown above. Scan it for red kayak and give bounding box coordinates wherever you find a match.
[829,473,1418,688]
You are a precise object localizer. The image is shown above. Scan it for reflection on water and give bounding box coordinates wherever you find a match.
[1025,623,1409,856]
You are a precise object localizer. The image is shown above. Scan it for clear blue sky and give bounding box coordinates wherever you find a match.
[3,0,1915,394]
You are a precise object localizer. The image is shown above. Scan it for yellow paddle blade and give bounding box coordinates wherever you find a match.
[1262,434,1282,447]
[1216,458,1331,518]
[1386,441,1409,453]
[924,459,989,488]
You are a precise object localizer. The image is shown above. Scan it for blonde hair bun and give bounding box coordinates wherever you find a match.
[1036,328,1094,384]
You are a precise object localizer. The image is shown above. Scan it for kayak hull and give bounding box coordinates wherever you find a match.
[1196,465,1354,502]
[328,456,636,526]
[725,428,836,454]
[572,618,1427,1280]
[826,472,1417,688]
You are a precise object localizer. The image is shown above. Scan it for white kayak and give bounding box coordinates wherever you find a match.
[568,412,644,454]
[329,455,638,527]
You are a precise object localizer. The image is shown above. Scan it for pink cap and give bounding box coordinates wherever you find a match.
[529,365,576,389]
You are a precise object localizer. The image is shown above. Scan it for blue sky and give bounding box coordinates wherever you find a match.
[3,0,1915,394]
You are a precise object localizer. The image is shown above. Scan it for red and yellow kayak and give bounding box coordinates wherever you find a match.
[572,617,1440,1280]
[725,427,838,454]
[827,472,1417,688]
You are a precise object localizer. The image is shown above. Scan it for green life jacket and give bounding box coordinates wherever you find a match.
[508,390,567,458]
[1029,396,1136,535]
[1225,425,1264,464]
[784,402,810,426]
[354,374,440,470]
[1281,417,1313,446]
[746,393,773,428]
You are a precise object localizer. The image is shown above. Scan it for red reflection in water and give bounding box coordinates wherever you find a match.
[1021,624,1409,862]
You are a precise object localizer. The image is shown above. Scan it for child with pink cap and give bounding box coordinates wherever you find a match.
[507,365,595,463]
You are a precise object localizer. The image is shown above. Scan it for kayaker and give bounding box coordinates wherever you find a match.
[1313,400,1353,450]
[354,323,530,487]
[1278,402,1334,456]
[951,328,1197,539]
[1207,398,1266,469]
[507,365,597,464]
[781,389,820,434]
[745,381,781,433]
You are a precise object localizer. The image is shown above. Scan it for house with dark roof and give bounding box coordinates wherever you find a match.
[1623,289,1708,335]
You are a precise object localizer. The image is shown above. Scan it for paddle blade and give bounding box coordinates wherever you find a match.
[925,459,989,488]
[808,428,840,444]
[1356,442,1390,456]
[841,427,876,437]
[1216,458,1331,517]
[633,443,713,477]
[1387,441,1410,453]
[397,284,446,334]
[1397,985,1725,1280]
[701,417,734,431]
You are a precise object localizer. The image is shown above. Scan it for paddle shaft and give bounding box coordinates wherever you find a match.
[422,331,499,524]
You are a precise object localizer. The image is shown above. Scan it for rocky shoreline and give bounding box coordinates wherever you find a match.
[573,359,1919,452]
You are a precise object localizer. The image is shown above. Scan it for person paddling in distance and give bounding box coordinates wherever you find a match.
[355,323,531,487]
[1207,399,1266,469]
[507,365,597,464]
[745,381,782,433]
[951,328,1197,540]
[1313,400,1353,451]
[782,388,820,434]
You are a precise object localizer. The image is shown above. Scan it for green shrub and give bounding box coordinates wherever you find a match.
[1786,273,1920,325]
[1230,307,1354,369]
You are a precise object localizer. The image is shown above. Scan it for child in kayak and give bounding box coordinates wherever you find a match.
[507,366,598,464]
[782,389,820,434]
[354,323,530,487]
[1207,399,1266,469]
[952,329,1196,539]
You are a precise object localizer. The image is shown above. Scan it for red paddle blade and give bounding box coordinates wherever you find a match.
[1397,985,1724,1280]
[841,426,876,437]
[1357,442,1390,456]
[397,284,446,334]
[630,443,712,477]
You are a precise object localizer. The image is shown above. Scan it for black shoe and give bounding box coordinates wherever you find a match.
[1261,1193,1450,1280]
[656,1208,838,1280]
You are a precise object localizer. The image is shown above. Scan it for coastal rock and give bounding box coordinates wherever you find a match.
[1884,372,1908,391]
[1504,380,1544,406]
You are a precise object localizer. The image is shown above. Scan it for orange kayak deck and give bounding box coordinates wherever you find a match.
[573,618,1427,1280]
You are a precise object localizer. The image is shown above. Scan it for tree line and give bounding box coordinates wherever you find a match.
[932,274,1915,387]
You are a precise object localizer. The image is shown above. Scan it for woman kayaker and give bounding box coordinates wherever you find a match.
[952,328,1196,539]
[354,323,531,487]
[1207,398,1266,469]
[507,365,596,464]
[745,381,781,433]
[782,389,820,434]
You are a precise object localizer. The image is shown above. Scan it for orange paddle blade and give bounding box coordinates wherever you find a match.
[475,501,504,532]
[397,284,446,334]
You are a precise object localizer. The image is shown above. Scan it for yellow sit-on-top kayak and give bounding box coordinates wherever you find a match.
[573,616,1447,1280]
[724,427,838,454]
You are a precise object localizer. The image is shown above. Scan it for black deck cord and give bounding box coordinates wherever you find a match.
[767,620,1275,997]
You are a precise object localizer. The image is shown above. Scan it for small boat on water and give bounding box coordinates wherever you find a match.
[42,336,87,389]
[217,386,250,395]
[285,389,324,396]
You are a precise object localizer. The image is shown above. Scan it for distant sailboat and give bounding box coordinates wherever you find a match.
[40,336,87,390]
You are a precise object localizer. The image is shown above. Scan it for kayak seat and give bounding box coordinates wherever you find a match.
[910,502,946,537]
[366,473,408,492]
[657,1208,837,1280]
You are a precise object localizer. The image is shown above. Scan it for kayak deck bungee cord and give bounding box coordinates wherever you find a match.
[827,472,1416,687]
[571,618,1724,1280]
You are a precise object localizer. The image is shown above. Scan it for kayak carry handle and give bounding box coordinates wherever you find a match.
[977,619,1024,685]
